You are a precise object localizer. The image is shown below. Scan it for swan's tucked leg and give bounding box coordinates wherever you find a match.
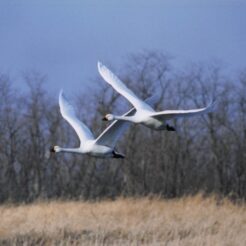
[166,124,176,131]
[112,150,125,159]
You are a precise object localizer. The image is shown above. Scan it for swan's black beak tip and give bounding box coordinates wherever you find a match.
[102,117,108,121]
[50,147,55,153]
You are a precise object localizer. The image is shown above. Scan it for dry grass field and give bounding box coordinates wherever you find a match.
[0,195,245,245]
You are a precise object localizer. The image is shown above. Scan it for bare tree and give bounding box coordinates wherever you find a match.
[0,52,245,203]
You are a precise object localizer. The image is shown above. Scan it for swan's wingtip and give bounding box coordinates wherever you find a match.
[97,61,103,70]
[59,89,64,98]
[206,100,216,112]
[210,99,216,108]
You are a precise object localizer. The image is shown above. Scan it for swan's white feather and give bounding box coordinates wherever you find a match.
[151,101,214,120]
[59,90,94,142]
[98,62,153,111]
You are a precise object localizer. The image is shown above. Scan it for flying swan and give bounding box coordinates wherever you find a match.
[50,90,157,158]
[98,62,214,131]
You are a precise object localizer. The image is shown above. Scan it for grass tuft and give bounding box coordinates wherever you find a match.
[0,195,245,245]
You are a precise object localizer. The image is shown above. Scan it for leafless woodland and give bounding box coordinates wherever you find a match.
[0,51,245,203]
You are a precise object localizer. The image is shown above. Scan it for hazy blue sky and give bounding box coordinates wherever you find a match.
[0,0,245,94]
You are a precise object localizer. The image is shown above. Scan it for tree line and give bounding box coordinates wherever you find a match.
[0,51,245,203]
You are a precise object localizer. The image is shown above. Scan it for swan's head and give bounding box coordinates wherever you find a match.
[102,114,114,121]
[50,146,62,153]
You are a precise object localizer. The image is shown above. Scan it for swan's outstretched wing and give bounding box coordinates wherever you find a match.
[59,90,94,142]
[95,94,158,148]
[98,62,153,111]
[151,101,215,121]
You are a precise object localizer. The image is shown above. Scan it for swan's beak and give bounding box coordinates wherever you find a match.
[50,146,56,153]
[102,116,108,121]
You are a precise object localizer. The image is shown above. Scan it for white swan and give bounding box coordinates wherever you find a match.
[98,62,214,131]
[51,90,158,158]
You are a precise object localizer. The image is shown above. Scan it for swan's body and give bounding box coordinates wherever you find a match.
[51,91,134,158]
[98,62,214,131]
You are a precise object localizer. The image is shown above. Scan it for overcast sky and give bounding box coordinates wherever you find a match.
[0,0,245,94]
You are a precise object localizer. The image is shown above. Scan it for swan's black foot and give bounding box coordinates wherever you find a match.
[112,150,125,159]
[166,124,176,131]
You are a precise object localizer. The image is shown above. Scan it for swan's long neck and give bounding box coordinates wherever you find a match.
[57,147,81,154]
[113,115,137,123]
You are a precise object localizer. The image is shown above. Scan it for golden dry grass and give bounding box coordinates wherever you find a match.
[0,195,245,245]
